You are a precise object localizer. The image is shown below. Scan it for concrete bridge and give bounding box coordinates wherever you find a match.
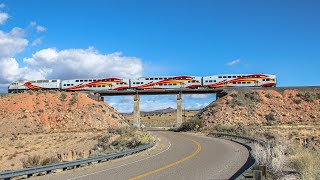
[94,88,225,128]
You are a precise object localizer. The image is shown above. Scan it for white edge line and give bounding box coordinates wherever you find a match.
[67,141,172,180]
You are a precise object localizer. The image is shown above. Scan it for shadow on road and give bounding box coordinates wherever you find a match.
[228,140,255,180]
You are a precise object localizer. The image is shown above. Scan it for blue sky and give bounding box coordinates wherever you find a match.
[0,0,319,112]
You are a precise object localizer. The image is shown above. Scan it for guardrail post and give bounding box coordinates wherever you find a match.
[176,92,182,127]
[133,93,140,128]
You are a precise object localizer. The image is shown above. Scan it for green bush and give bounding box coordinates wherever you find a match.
[175,118,204,132]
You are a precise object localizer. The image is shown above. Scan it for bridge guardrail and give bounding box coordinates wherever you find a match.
[0,143,155,180]
[207,133,268,180]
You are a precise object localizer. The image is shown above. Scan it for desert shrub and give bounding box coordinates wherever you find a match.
[227,98,244,108]
[20,155,41,168]
[214,125,236,133]
[265,93,273,99]
[175,118,204,132]
[245,91,262,102]
[69,93,78,105]
[59,92,67,101]
[40,156,61,166]
[297,92,317,102]
[290,148,320,180]
[95,127,156,151]
[265,113,277,126]
[252,142,287,179]
[293,99,301,104]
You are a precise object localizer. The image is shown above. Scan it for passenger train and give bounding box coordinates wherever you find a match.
[8,74,276,93]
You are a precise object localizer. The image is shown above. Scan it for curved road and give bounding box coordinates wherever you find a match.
[33,131,249,180]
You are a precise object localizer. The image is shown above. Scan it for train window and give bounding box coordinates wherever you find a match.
[214,80,216,82]
[52,80,57,82]
[233,82,236,84]
[164,84,167,86]
[71,84,74,86]
[76,80,79,82]
[242,82,246,84]
[228,76,231,78]
[97,85,100,87]
[242,76,246,77]
[116,83,119,85]
[159,78,163,80]
[271,79,274,81]
[266,79,270,81]
[209,80,212,82]
[80,80,83,82]
[223,76,227,78]
[89,80,92,82]
[247,82,250,84]
[233,76,236,78]
[84,80,87,82]
[64,84,66,86]
[146,78,149,80]
[133,82,136,84]
[92,79,96,81]
[218,76,222,78]
[150,78,153,80]
[237,82,241,84]
[67,84,70,86]
[93,86,96,87]
[164,77,167,79]
[205,80,208,83]
[141,82,143,84]
[154,78,158,80]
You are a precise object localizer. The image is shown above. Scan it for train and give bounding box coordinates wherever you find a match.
[8,73,276,93]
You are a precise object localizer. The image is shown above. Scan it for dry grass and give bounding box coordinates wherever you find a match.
[290,147,320,179]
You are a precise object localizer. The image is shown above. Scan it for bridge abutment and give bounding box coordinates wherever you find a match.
[176,93,182,128]
[133,94,141,128]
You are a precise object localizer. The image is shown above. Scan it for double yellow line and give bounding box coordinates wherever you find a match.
[129,137,202,180]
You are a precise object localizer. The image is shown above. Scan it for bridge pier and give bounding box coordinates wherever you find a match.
[176,93,182,128]
[133,94,140,128]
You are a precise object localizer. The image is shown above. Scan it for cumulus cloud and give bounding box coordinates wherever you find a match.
[0,3,5,8]
[226,59,240,66]
[36,25,46,32]
[0,28,28,58]
[184,94,209,99]
[31,37,43,46]
[22,47,143,80]
[0,12,9,24]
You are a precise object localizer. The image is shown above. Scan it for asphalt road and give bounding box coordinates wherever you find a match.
[33,131,249,180]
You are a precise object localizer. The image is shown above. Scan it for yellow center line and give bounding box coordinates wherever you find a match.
[128,137,202,180]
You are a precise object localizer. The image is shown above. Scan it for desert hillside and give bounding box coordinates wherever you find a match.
[196,88,320,128]
[0,91,127,135]
[0,91,128,170]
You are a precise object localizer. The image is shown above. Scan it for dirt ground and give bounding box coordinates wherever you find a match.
[0,130,105,170]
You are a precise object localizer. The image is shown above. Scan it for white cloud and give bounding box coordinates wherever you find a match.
[31,37,43,46]
[36,25,46,32]
[0,12,9,24]
[0,3,5,8]
[0,28,28,58]
[22,47,143,80]
[29,21,36,26]
[226,59,240,66]
[184,94,209,100]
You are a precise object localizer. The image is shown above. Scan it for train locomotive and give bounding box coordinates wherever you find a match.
[8,73,276,93]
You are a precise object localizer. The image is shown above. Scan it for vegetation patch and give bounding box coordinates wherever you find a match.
[174,118,204,132]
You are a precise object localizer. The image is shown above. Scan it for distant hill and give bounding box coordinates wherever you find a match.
[122,107,199,115]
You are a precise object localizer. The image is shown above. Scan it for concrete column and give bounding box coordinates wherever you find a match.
[133,94,140,128]
[176,93,182,127]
